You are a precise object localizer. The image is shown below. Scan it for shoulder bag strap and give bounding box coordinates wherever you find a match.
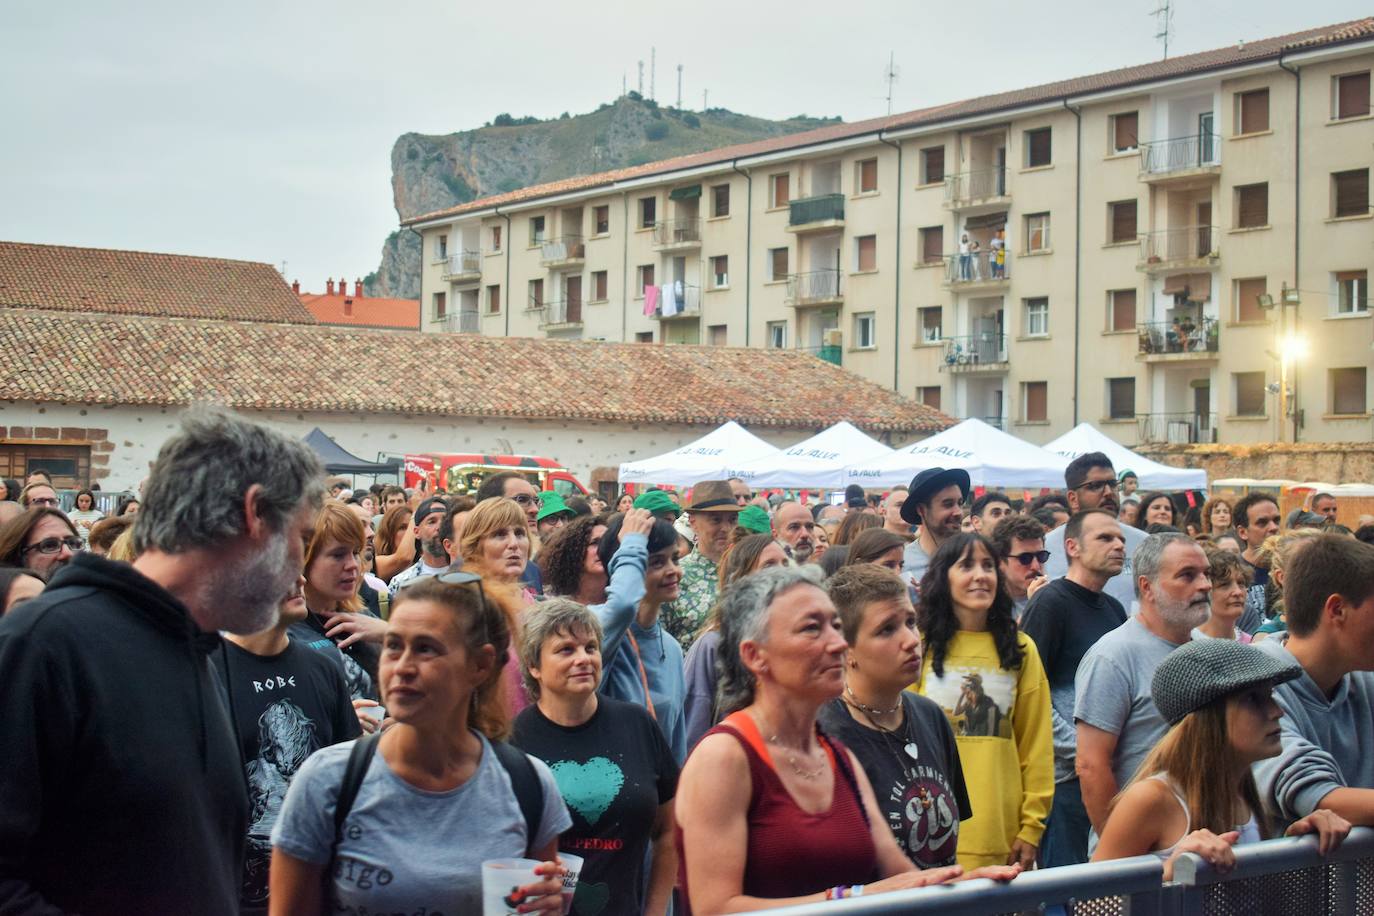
[324,733,381,907]
[492,740,546,857]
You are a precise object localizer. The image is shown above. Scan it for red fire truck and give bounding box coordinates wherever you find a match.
[403,453,589,499]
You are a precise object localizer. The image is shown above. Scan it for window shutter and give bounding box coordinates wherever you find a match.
[1338,72,1371,119]
[1240,90,1269,134]
[1332,368,1367,415]
[860,159,878,192]
[1027,129,1051,167]
[773,174,790,206]
[772,248,788,279]
[857,236,877,271]
[920,387,942,410]
[1111,201,1137,243]
[1114,112,1138,151]
[1109,378,1135,419]
[922,227,944,263]
[1334,170,1369,218]
[1112,289,1137,331]
[1238,185,1268,228]
[1025,382,1048,422]
[1235,278,1266,322]
[926,148,945,183]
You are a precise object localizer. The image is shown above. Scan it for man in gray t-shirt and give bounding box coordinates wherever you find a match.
[1043,451,1144,612]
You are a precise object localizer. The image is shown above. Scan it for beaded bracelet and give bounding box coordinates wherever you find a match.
[825,885,866,900]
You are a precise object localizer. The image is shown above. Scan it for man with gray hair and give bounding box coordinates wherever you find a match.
[1074,532,1210,836]
[0,405,322,915]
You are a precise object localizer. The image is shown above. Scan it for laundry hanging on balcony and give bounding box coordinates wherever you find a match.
[643,284,659,316]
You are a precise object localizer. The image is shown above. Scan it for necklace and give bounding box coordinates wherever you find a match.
[756,711,828,781]
[844,683,903,717]
[844,686,920,764]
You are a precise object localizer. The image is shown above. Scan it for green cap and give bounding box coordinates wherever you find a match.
[738,505,772,535]
[633,489,682,518]
[536,490,574,522]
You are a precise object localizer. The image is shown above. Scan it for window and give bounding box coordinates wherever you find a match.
[919,306,943,343]
[857,158,878,193]
[591,271,608,302]
[919,226,944,264]
[1234,277,1267,322]
[1025,212,1051,252]
[528,279,544,308]
[712,183,731,217]
[1024,297,1049,336]
[486,284,501,314]
[1337,270,1369,314]
[1334,71,1371,120]
[1331,367,1368,415]
[921,146,945,185]
[1108,289,1136,331]
[490,225,502,252]
[0,444,91,490]
[855,235,877,272]
[1107,378,1135,420]
[529,216,546,246]
[1109,200,1138,244]
[854,312,876,349]
[1333,169,1370,218]
[768,247,789,281]
[432,291,446,319]
[711,255,729,289]
[1110,112,1139,152]
[770,173,790,208]
[917,386,942,410]
[708,325,728,347]
[767,321,787,349]
[593,205,610,235]
[1237,89,1270,134]
[1025,128,1052,168]
[436,234,448,259]
[638,197,656,229]
[636,265,655,296]
[1234,371,1266,416]
[1023,382,1048,422]
[1236,183,1269,228]
[635,331,654,343]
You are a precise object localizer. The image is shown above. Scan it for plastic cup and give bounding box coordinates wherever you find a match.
[481,857,544,915]
[356,703,385,723]
[557,853,583,915]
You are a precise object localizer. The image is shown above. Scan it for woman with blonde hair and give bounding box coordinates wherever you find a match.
[1253,527,1324,638]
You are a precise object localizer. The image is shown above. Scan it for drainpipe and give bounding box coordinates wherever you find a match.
[878,131,903,392]
[1062,98,1083,426]
[494,206,513,337]
[621,192,630,341]
[731,160,753,346]
[406,226,425,325]
[1278,52,1301,442]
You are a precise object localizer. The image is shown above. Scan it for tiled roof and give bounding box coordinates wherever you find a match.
[405,16,1374,225]
[0,308,952,434]
[299,292,420,330]
[0,241,317,325]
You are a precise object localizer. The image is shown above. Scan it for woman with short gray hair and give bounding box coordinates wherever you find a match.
[512,599,679,916]
[675,566,962,911]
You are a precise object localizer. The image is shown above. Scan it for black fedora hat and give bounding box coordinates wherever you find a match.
[900,467,972,525]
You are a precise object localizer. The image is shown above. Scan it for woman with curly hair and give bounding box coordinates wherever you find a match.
[1133,492,1179,530]
[1199,495,1234,536]
[913,532,1053,870]
[537,514,609,603]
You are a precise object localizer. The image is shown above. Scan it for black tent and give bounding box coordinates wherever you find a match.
[303,428,402,477]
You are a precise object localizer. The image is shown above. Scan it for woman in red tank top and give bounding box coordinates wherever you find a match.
[675,566,964,913]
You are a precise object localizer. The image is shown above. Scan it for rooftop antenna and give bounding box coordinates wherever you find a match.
[676,63,683,109]
[703,88,708,111]
[637,60,643,95]
[650,47,656,100]
[1150,0,1174,60]
[278,260,287,277]
[622,73,626,98]
[882,52,900,116]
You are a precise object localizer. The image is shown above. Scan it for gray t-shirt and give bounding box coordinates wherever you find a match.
[902,539,932,591]
[1044,522,1147,614]
[1073,616,1183,788]
[272,732,571,913]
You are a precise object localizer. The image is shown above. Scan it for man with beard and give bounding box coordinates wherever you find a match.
[1043,452,1147,612]
[880,486,913,540]
[1074,533,1210,835]
[773,501,817,563]
[900,467,970,588]
[0,405,321,915]
[386,497,450,597]
[660,480,737,647]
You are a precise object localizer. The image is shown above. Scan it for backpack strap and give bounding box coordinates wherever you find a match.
[327,733,381,881]
[492,740,546,857]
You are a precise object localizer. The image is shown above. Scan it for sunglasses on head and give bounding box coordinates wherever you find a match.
[395,570,491,640]
[24,536,83,556]
[1008,550,1052,567]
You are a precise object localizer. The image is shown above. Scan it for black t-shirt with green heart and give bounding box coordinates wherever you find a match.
[513,697,678,916]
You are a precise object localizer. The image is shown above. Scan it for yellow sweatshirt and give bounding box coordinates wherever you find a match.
[913,629,1054,869]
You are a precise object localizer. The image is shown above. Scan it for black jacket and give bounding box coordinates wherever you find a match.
[0,554,248,915]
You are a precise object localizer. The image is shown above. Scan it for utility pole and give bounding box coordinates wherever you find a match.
[650,47,656,100]
[676,64,683,109]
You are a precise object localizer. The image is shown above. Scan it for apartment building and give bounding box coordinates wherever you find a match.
[405,18,1374,447]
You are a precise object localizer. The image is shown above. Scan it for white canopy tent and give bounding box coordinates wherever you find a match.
[617,420,781,487]
[1290,482,1374,497]
[730,421,893,489]
[1046,423,1207,491]
[843,418,1071,489]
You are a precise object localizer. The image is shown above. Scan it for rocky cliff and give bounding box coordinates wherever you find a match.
[366,96,839,298]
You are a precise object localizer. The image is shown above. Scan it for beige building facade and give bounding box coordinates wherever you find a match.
[408,20,1374,448]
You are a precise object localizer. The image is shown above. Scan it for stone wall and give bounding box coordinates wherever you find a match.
[1135,442,1374,485]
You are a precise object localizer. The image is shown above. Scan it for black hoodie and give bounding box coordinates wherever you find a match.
[0,553,248,915]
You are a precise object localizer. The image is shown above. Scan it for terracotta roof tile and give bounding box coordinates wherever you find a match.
[0,241,317,324]
[0,308,952,435]
[405,17,1374,225]
[299,292,420,330]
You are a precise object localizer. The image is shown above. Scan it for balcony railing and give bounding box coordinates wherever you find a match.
[943,168,1008,206]
[652,219,702,247]
[942,333,1009,368]
[1139,226,1218,265]
[1138,412,1218,444]
[539,299,583,327]
[440,250,481,280]
[654,284,701,317]
[801,344,843,366]
[436,310,479,333]
[539,236,585,265]
[785,269,842,305]
[944,251,1010,284]
[981,415,1006,431]
[525,295,546,313]
[1138,318,1219,356]
[788,193,845,226]
[1139,134,1221,177]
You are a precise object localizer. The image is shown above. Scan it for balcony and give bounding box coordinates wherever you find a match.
[1139,135,1221,183]
[652,219,702,250]
[651,284,701,320]
[942,251,1010,290]
[1137,412,1218,444]
[1137,318,1219,362]
[440,251,482,283]
[539,236,585,269]
[943,169,1010,211]
[981,415,1006,431]
[1138,226,1218,273]
[941,333,1009,373]
[786,194,845,232]
[802,344,843,366]
[436,310,479,333]
[538,299,583,329]
[785,269,843,307]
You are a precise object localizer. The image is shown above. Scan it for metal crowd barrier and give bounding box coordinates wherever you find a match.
[766,827,1374,915]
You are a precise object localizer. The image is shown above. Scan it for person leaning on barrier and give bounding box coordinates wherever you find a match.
[1093,639,1350,880]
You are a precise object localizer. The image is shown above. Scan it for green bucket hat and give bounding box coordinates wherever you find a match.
[738,505,772,535]
[536,490,574,522]
[633,489,682,518]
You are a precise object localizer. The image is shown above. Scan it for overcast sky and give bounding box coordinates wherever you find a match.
[1,1,1366,292]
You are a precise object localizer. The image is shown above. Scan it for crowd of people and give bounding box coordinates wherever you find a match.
[1,407,1373,915]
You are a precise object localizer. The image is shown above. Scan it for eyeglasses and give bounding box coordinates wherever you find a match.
[1008,550,1051,567]
[28,497,59,507]
[23,536,84,556]
[1072,480,1116,494]
[510,494,543,509]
